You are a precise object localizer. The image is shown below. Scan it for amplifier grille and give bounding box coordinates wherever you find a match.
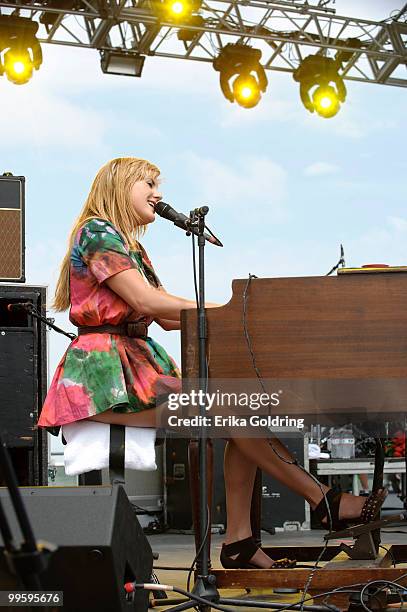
[0,210,23,281]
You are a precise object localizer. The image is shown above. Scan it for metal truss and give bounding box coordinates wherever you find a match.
[0,0,406,87]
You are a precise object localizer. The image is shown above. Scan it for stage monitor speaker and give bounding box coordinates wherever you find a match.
[0,485,152,612]
[0,174,25,283]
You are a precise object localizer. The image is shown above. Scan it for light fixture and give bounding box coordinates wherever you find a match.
[0,16,42,85]
[100,51,145,77]
[177,15,205,41]
[213,44,268,109]
[293,54,346,118]
[155,0,202,22]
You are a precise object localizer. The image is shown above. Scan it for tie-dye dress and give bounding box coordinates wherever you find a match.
[37,218,181,435]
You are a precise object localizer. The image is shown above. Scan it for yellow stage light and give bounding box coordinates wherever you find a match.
[232,74,261,109]
[3,49,34,85]
[159,0,201,21]
[312,85,340,118]
[169,0,185,14]
[293,54,346,119]
[0,16,43,85]
[213,44,268,109]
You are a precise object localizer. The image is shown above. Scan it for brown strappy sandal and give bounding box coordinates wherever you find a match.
[220,536,296,569]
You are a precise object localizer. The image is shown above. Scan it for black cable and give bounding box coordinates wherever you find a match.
[242,274,268,395]
[191,231,199,307]
[271,576,407,612]
[132,503,162,516]
[132,583,231,612]
[244,275,387,609]
[186,504,210,593]
[153,566,192,571]
[242,272,333,608]
[379,544,396,567]
[27,303,76,340]
[359,580,405,612]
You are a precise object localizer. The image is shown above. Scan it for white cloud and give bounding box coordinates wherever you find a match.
[387,216,407,233]
[1,81,108,150]
[345,218,407,268]
[179,152,288,222]
[304,162,340,177]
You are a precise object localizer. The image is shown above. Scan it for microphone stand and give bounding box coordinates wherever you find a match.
[166,206,218,611]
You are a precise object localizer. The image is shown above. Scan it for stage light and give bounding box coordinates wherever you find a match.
[177,15,205,41]
[213,44,268,109]
[3,49,34,85]
[232,74,261,109]
[100,51,145,77]
[157,0,202,22]
[312,85,340,118]
[169,0,185,15]
[0,16,42,85]
[293,54,346,118]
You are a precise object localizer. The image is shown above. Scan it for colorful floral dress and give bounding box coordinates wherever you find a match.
[38,218,181,434]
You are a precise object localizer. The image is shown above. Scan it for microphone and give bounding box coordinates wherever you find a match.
[7,302,33,312]
[154,201,223,247]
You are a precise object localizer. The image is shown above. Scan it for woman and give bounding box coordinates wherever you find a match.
[38,157,386,570]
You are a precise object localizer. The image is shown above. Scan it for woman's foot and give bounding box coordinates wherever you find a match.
[220,536,296,569]
[312,488,387,531]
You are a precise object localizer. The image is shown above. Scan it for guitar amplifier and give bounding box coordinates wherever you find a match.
[0,286,48,485]
[0,175,25,283]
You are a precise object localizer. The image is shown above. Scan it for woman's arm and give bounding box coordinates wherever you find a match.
[105,268,219,320]
[155,318,181,331]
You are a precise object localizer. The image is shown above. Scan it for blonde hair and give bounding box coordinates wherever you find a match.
[53,157,160,311]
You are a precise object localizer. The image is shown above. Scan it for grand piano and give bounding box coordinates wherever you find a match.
[180,270,407,609]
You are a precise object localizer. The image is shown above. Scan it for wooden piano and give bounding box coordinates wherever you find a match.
[181,272,407,610]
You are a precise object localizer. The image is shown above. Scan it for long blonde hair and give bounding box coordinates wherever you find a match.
[53,157,160,311]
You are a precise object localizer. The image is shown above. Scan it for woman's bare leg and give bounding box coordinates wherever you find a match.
[224,440,280,568]
[87,410,365,523]
[232,435,365,520]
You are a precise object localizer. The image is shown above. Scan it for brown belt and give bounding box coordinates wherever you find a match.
[77,322,148,339]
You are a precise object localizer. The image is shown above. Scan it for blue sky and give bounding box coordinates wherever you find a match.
[1,0,406,404]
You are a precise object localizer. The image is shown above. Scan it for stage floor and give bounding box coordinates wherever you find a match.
[147,493,407,610]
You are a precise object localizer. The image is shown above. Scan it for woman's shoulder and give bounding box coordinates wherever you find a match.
[75,218,126,247]
[78,218,120,237]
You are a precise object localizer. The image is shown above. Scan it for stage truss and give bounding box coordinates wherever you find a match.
[0,0,406,86]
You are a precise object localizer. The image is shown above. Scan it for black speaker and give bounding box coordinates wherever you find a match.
[0,286,47,485]
[0,485,153,611]
[0,175,25,283]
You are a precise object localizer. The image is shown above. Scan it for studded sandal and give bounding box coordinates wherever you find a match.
[313,488,388,532]
[220,536,296,569]
[360,487,387,523]
[313,489,350,531]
